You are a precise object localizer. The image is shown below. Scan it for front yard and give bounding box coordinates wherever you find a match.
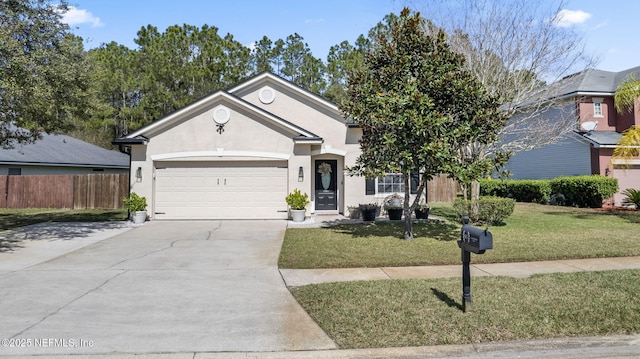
[280,203,640,348]
[279,203,640,268]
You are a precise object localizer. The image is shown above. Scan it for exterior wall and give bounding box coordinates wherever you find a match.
[612,164,640,206]
[615,99,638,132]
[129,100,299,219]
[505,135,592,179]
[577,96,615,131]
[0,165,127,176]
[241,86,348,152]
[595,148,614,176]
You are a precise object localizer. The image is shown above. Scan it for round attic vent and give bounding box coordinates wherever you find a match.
[213,106,230,125]
[259,86,275,104]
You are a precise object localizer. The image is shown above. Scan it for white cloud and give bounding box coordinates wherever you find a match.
[304,18,324,24]
[60,6,104,28]
[552,9,592,28]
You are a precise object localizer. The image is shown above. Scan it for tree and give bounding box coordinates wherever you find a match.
[342,8,506,240]
[0,0,91,148]
[410,0,596,164]
[613,75,640,163]
[324,37,369,104]
[252,36,274,73]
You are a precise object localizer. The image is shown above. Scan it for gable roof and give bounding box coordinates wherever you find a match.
[0,132,129,168]
[115,76,324,144]
[229,72,343,120]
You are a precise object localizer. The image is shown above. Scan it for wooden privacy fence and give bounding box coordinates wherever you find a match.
[0,174,129,209]
[426,174,458,203]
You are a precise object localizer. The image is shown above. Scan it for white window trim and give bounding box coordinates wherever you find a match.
[374,173,407,197]
[592,97,604,118]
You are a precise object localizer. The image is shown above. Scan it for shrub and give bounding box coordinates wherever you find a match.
[123,192,147,212]
[453,196,515,225]
[285,189,310,210]
[480,179,551,203]
[550,175,618,208]
[622,188,640,210]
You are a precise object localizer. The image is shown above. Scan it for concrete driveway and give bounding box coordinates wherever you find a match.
[0,220,336,355]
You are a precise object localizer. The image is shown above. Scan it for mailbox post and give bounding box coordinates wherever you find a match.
[457,215,493,313]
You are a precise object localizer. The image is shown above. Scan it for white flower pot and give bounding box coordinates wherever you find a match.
[290,209,306,222]
[132,210,147,224]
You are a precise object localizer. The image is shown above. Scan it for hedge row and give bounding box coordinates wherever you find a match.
[480,175,618,208]
[453,196,516,225]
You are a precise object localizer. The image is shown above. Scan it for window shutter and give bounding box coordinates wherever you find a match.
[410,173,420,194]
[365,178,376,195]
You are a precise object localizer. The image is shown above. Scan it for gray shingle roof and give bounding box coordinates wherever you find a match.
[575,130,622,146]
[555,66,640,96]
[0,132,129,168]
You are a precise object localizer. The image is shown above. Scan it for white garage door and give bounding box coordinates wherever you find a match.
[154,161,288,219]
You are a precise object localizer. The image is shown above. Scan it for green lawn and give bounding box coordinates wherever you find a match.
[279,203,640,268]
[0,208,128,231]
[291,269,640,348]
[284,203,640,348]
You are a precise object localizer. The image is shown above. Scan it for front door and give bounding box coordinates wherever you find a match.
[315,160,337,210]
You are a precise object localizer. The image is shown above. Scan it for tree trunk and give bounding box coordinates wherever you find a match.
[470,180,480,221]
[403,172,414,240]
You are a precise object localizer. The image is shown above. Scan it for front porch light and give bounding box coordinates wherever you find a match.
[298,166,304,182]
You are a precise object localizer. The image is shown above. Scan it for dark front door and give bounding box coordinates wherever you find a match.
[315,160,337,210]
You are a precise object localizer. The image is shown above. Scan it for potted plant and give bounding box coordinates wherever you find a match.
[415,200,430,220]
[358,203,379,222]
[123,192,147,224]
[285,189,310,222]
[384,193,404,220]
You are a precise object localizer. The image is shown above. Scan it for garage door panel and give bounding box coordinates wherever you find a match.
[155,162,288,219]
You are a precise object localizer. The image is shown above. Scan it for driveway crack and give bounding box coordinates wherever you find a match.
[108,239,179,268]
[11,270,127,339]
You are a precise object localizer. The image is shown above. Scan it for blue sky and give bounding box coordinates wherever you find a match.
[62,0,636,73]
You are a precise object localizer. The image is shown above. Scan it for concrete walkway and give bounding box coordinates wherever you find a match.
[284,214,640,286]
[280,256,640,286]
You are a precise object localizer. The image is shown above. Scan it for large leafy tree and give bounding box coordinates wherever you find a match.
[0,0,91,148]
[613,76,640,162]
[343,8,506,240]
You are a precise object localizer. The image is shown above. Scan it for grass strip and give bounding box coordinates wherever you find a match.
[291,269,640,348]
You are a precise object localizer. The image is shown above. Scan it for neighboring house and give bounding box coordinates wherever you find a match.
[0,131,129,175]
[114,72,431,220]
[504,66,640,206]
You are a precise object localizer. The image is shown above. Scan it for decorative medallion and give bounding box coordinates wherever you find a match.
[259,86,276,104]
[213,106,230,134]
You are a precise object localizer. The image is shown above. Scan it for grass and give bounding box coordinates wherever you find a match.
[0,208,128,231]
[291,269,640,348]
[279,203,640,268]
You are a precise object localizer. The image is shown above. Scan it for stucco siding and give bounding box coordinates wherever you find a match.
[505,135,591,179]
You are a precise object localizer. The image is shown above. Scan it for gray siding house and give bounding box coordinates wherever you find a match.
[0,132,129,175]
[505,66,640,206]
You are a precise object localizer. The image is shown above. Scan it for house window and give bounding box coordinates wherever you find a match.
[365,173,419,196]
[378,173,405,194]
[7,168,21,176]
[593,98,603,118]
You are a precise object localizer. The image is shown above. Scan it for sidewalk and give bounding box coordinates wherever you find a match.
[280,256,640,287]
